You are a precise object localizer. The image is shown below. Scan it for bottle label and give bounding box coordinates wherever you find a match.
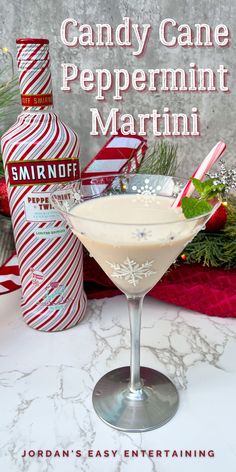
[24,191,62,222]
[21,93,53,107]
[7,158,79,186]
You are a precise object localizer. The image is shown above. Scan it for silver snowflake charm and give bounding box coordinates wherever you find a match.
[106,257,156,287]
[132,228,152,240]
[208,160,236,194]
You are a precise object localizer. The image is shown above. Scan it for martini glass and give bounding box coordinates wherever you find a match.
[50,174,220,432]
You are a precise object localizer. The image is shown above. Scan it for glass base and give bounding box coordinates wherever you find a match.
[92,366,179,432]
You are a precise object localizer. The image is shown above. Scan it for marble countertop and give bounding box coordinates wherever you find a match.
[0,290,236,472]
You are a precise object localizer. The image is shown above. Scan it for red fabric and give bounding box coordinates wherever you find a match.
[2,250,236,317]
[83,252,236,318]
[0,255,21,294]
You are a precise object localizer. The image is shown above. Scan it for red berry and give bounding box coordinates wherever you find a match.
[0,176,11,217]
[205,203,227,232]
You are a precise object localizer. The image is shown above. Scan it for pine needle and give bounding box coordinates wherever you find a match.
[137,141,178,176]
[0,75,19,127]
[183,194,236,269]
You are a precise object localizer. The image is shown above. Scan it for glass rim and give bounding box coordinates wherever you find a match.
[50,173,222,226]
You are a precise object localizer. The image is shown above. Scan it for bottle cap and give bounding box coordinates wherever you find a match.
[16,38,49,45]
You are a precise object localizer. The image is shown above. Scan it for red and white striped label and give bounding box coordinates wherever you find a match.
[8,158,79,186]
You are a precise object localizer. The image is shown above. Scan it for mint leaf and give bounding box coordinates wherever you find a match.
[181,177,224,219]
[191,177,225,200]
[181,197,213,219]
[203,182,225,200]
[191,178,205,195]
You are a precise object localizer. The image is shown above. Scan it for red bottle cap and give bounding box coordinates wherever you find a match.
[16,38,49,45]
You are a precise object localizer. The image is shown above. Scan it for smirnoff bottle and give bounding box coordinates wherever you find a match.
[1,38,87,331]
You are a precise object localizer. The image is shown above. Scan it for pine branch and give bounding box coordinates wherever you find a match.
[0,75,19,130]
[183,232,229,267]
[137,141,178,176]
[182,194,236,269]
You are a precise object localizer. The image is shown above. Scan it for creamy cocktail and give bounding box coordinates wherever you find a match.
[71,193,201,295]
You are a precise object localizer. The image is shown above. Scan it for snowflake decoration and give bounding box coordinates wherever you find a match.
[132,228,152,240]
[131,178,163,205]
[132,178,162,196]
[208,160,236,194]
[73,191,82,203]
[172,181,184,198]
[106,257,156,287]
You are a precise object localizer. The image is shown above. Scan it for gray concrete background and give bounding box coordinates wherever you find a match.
[0,0,235,174]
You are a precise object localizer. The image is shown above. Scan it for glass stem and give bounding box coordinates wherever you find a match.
[126,295,144,393]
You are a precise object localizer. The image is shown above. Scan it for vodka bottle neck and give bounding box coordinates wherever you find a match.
[16,38,54,113]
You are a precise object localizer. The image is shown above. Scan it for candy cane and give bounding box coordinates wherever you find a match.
[172,141,226,208]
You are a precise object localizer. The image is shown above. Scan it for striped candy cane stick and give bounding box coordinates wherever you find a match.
[81,130,147,195]
[172,141,226,208]
[82,130,147,178]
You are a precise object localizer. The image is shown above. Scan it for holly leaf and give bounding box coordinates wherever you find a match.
[181,197,213,219]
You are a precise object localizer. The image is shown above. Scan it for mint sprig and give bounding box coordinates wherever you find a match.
[191,178,225,200]
[181,197,213,218]
[181,178,225,219]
